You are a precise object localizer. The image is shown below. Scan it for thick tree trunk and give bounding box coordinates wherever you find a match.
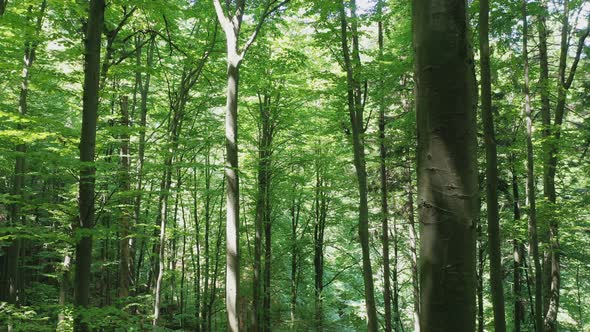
[74,1,104,331]
[522,2,544,330]
[479,0,507,329]
[225,58,241,332]
[413,0,478,329]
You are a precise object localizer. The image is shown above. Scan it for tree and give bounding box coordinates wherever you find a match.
[212,0,288,329]
[377,1,393,330]
[413,0,478,329]
[1,0,47,313]
[74,0,104,330]
[479,0,506,329]
[522,0,543,329]
[540,2,589,329]
[338,1,379,330]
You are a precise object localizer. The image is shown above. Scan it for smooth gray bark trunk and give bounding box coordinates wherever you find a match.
[413,0,478,329]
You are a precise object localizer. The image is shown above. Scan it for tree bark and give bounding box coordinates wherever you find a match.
[74,1,104,330]
[225,58,241,332]
[479,0,507,329]
[522,1,544,330]
[413,0,478,329]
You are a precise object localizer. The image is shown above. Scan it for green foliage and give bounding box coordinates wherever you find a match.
[0,0,589,330]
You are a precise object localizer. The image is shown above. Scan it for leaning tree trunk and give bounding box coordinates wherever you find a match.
[74,0,104,331]
[413,0,478,329]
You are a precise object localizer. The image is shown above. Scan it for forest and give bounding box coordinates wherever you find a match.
[0,0,589,331]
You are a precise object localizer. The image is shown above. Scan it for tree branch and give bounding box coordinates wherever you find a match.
[240,0,290,59]
[564,16,589,89]
[213,0,232,35]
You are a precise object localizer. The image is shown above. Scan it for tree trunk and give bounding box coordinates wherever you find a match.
[1,2,47,316]
[57,254,71,331]
[543,3,589,330]
[313,155,327,331]
[258,94,275,332]
[413,0,478,329]
[522,1,544,330]
[339,2,378,330]
[118,96,132,298]
[213,1,288,328]
[406,157,420,332]
[201,153,212,332]
[152,163,172,328]
[479,0,507,329]
[74,1,104,331]
[290,193,301,326]
[225,58,241,332]
[377,3,393,330]
[132,34,155,289]
[511,159,525,332]
[152,101,183,327]
[476,218,485,332]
